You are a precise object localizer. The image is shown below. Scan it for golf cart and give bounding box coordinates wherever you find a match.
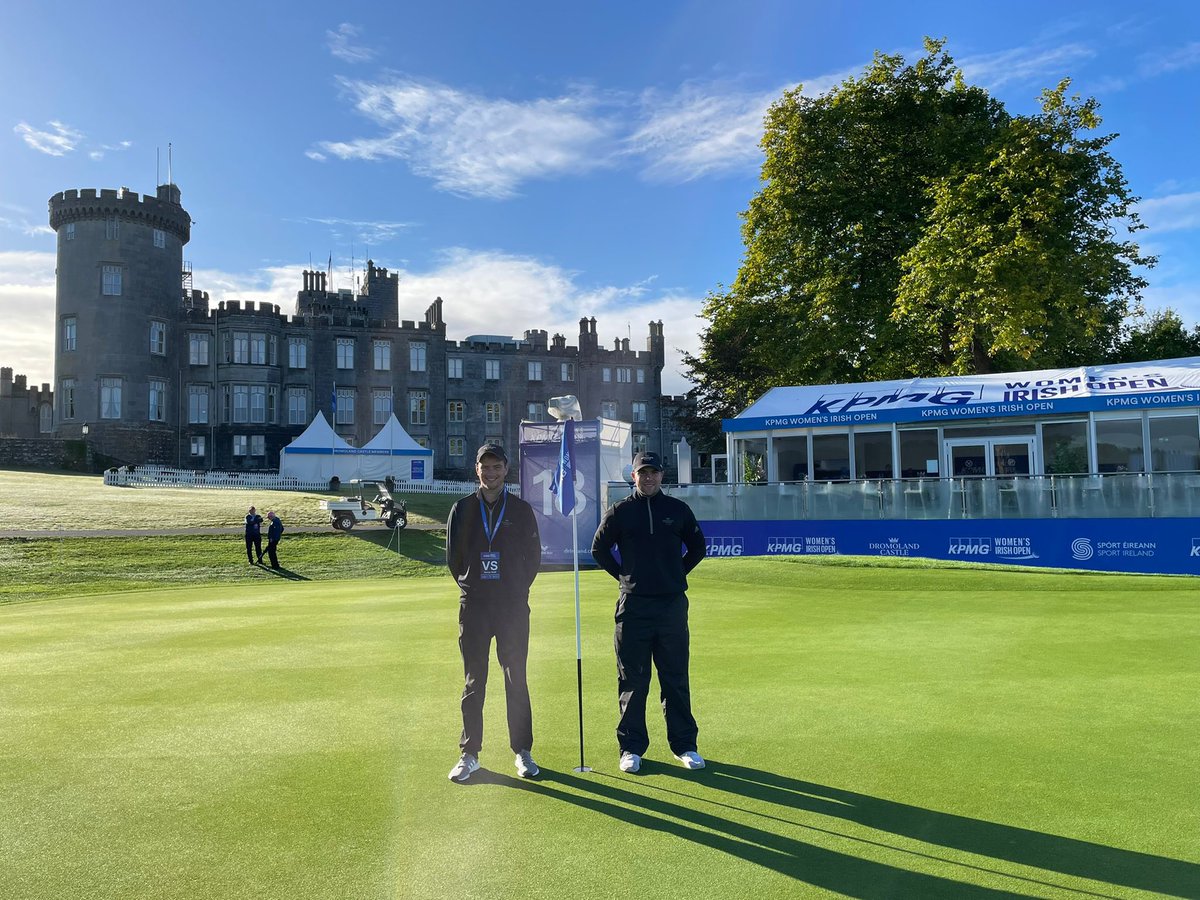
[320,481,408,531]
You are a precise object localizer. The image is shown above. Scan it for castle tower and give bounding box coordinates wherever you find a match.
[49,184,191,456]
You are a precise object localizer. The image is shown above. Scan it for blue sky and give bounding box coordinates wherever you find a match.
[2,1,1199,396]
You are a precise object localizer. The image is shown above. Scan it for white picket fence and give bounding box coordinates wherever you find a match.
[101,464,495,496]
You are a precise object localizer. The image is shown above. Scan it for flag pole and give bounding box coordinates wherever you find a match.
[571,503,589,772]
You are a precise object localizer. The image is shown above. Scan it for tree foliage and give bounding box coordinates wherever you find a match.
[684,38,1153,427]
[1108,309,1200,363]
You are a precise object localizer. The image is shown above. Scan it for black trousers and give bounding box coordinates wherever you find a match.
[458,596,533,756]
[266,540,279,569]
[245,534,262,562]
[614,592,698,757]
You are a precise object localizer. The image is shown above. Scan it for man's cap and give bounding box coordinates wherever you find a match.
[476,443,508,463]
[632,451,663,472]
[248,506,255,512]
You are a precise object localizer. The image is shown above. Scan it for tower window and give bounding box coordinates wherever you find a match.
[102,265,122,296]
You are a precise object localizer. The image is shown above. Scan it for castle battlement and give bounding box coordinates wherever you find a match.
[49,183,190,242]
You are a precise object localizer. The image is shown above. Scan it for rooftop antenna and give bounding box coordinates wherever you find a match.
[168,142,173,187]
[156,146,160,186]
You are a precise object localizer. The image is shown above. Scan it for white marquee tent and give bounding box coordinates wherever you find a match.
[278,412,434,483]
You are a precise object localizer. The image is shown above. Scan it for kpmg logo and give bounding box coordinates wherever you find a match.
[802,387,979,417]
[707,537,744,557]
[766,536,806,554]
[948,537,991,557]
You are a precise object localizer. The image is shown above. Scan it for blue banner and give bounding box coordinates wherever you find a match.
[698,517,1200,576]
[521,421,601,565]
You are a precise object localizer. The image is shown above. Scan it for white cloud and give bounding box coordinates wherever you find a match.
[1140,41,1200,77]
[327,23,376,63]
[1139,192,1200,234]
[0,251,56,386]
[296,216,413,246]
[391,248,701,394]
[311,76,617,199]
[958,43,1096,91]
[14,120,82,156]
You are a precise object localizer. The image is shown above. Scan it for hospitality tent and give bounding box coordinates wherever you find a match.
[278,412,434,484]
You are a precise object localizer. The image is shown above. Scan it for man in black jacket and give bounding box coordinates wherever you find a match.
[592,451,707,774]
[445,443,542,783]
[244,506,263,563]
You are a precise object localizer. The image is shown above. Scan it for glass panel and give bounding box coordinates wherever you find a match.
[993,442,1032,476]
[812,433,850,481]
[1095,419,1144,473]
[854,431,893,479]
[898,429,938,477]
[774,435,808,482]
[1042,421,1088,474]
[950,444,986,477]
[1149,415,1200,473]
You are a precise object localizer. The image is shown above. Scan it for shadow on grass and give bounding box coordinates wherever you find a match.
[665,761,1199,899]
[463,767,1026,898]
[258,563,309,581]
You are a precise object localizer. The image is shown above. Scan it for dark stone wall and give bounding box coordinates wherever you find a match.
[0,438,87,471]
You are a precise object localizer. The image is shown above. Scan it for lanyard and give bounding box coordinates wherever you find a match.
[478,489,507,550]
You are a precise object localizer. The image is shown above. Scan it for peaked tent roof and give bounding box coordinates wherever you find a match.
[283,411,354,449]
[361,414,433,455]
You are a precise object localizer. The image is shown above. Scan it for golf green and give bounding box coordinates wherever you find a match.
[2,557,1198,899]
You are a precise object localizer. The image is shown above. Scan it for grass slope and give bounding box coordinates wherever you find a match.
[2,558,1199,899]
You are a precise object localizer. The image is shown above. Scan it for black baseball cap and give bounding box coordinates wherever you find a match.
[476,443,508,463]
[632,451,663,472]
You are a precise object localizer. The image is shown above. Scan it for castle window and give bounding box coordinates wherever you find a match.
[105,216,119,240]
[336,338,354,369]
[100,377,122,419]
[153,228,166,249]
[188,386,209,424]
[61,378,76,419]
[560,362,575,382]
[409,390,428,426]
[288,338,307,369]
[149,379,167,422]
[65,223,75,241]
[617,367,632,383]
[602,367,611,383]
[269,335,278,367]
[485,402,502,424]
[250,385,267,423]
[637,368,645,384]
[149,321,167,356]
[232,385,250,423]
[102,265,122,296]
[374,340,392,371]
[448,400,465,423]
[288,388,307,425]
[373,391,392,425]
[250,333,267,365]
[233,435,248,457]
[528,361,542,381]
[526,402,546,422]
[410,341,427,372]
[267,386,278,424]
[336,388,355,425]
[485,359,500,381]
[190,436,205,457]
[190,333,212,364]
[232,332,250,364]
[601,401,617,419]
[448,357,463,379]
[449,438,465,458]
[40,404,52,433]
[632,401,647,423]
[250,435,265,457]
[632,433,648,454]
[62,317,77,352]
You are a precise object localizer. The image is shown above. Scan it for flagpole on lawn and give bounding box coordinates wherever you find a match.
[571,500,589,772]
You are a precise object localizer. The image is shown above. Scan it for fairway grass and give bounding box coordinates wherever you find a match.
[2,557,1199,899]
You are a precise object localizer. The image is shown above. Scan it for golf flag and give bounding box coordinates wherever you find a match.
[331,384,337,415]
[550,419,576,516]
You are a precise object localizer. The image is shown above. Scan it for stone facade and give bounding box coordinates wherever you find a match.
[0,368,52,439]
[46,181,669,478]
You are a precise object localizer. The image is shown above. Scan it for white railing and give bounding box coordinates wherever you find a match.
[101,465,495,496]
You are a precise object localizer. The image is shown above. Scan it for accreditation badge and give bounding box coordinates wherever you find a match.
[480,551,501,580]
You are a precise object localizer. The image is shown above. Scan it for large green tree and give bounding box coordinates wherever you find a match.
[684,39,1152,425]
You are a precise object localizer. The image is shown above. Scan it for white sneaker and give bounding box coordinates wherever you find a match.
[674,750,705,770]
[515,749,539,778]
[448,752,479,782]
[619,751,641,773]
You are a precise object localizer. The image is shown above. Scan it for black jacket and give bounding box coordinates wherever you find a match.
[592,490,706,596]
[446,488,541,600]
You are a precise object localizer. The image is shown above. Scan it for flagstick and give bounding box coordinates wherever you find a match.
[571,504,590,773]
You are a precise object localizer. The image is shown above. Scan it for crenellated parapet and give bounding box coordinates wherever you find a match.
[48,183,191,242]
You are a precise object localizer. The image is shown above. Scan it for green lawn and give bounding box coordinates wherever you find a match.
[2,547,1199,899]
